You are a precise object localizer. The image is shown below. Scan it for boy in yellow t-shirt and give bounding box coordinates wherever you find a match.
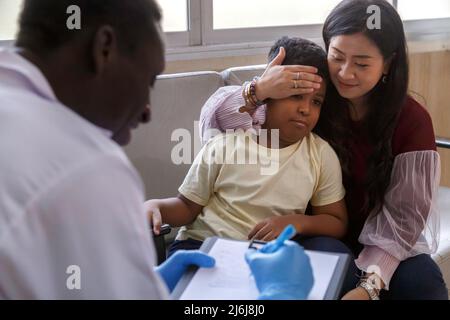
[146,37,347,255]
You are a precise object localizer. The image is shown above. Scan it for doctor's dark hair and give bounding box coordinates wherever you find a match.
[322,0,409,216]
[16,0,162,56]
[268,36,330,82]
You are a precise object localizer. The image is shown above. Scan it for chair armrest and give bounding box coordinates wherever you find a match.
[152,224,172,265]
[437,136,450,149]
[157,224,172,237]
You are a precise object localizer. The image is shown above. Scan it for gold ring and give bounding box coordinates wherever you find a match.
[293,80,298,89]
[296,72,300,80]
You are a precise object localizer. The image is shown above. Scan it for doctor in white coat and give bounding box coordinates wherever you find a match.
[0,0,313,299]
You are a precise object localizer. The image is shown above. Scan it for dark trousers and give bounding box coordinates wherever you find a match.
[379,254,448,300]
[167,238,203,258]
[168,236,448,300]
[293,236,448,300]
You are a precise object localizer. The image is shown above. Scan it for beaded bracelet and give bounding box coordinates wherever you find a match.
[249,77,266,107]
[242,78,265,109]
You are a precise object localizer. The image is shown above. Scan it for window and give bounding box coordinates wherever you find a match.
[0,0,189,39]
[1,0,449,51]
[200,0,399,45]
[156,0,191,47]
[397,0,450,20]
[395,0,450,41]
[213,0,342,29]
[0,0,191,46]
[156,0,188,32]
[0,0,22,41]
[201,0,343,45]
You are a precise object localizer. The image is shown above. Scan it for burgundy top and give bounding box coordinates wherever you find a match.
[344,96,437,253]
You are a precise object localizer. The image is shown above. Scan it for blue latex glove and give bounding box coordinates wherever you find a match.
[155,250,215,292]
[245,240,314,300]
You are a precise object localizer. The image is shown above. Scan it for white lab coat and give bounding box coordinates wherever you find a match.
[0,48,169,299]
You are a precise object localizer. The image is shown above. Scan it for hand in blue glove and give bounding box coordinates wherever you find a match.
[155,250,215,292]
[245,240,314,300]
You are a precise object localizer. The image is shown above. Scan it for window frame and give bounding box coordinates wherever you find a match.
[201,0,333,45]
[169,0,450,44]
[2,0,450,57]
[163,0,199,47]
[0,40,13,47]
[403,18,450,41]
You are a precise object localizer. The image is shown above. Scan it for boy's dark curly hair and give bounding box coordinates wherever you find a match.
[268,36,330,83]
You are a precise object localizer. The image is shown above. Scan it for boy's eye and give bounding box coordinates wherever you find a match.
[313,100,323,107]
[332,56,344,62]
[356,63,369,68]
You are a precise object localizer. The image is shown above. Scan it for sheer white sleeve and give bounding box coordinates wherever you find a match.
[359,150,441,258]
[356,150,441,289]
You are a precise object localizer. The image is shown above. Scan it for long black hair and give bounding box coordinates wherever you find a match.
[320,0,409,215]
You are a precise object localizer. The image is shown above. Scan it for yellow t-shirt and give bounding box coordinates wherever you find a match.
[177,131,345,241]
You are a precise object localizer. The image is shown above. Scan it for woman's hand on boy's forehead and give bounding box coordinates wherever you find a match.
[255,66,323,101]
[255,48,323,102]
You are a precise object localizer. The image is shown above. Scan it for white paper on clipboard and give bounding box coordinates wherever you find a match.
[176,238,341,300]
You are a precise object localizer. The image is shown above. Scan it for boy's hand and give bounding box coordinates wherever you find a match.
[145,200,163,235]
[248,215,299,241]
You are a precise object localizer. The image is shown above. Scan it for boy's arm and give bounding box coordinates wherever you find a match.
[307,141,347,238]
[249,142,348,241]
[147,136,223,234]
[248,200,347,241]
[146,194,203,235]
[304,199,348,238]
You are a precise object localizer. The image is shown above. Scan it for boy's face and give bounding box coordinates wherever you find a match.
[264,82,326,147]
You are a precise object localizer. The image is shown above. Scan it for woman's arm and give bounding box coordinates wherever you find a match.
[306,199,348,238]
[199,86,261,145]
[345,101,440,299]
[355,150,441,290]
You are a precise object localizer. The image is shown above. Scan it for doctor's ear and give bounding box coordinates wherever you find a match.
[90,25,119,74]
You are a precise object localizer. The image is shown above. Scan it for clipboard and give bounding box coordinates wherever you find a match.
[172,237,351,300]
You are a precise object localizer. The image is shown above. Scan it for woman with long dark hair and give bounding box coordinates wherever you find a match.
[198,0,447,299]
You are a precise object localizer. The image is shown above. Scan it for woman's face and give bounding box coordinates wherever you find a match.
[327,33,390,103]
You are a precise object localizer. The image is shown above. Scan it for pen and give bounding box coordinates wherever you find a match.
[259,224,297,253]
